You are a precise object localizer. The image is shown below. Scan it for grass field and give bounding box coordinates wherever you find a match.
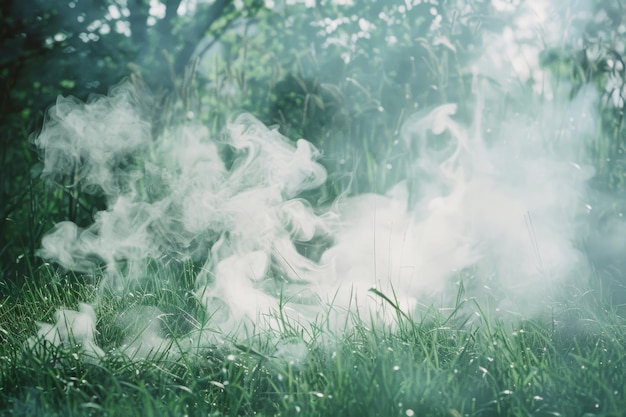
[1,264,625,417]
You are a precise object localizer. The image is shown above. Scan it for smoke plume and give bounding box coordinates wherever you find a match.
[31,0,603,359]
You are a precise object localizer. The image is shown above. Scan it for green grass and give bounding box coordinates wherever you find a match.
[1,265,625,417]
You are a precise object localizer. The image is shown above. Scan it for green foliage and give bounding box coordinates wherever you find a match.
[538,0,626,190]
[200,0,488,197]
[4,0,624,282]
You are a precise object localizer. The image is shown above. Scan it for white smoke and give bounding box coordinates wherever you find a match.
[33,84,334,356]
[35,303,104,360]
[325,85,596,319]
[31,0,601,358]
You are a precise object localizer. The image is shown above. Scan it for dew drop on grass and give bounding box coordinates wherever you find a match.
[227,354,236,361]
[393,365,400,371]
[405,409,415,416]
[533,396,543,401]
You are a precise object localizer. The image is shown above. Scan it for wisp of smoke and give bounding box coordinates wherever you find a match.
[31,0,599,359]
[35,303,104,359]
[33,84,335,356]
[322,83,596,319]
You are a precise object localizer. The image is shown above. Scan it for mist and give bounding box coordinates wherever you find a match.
[29,0,619,360]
